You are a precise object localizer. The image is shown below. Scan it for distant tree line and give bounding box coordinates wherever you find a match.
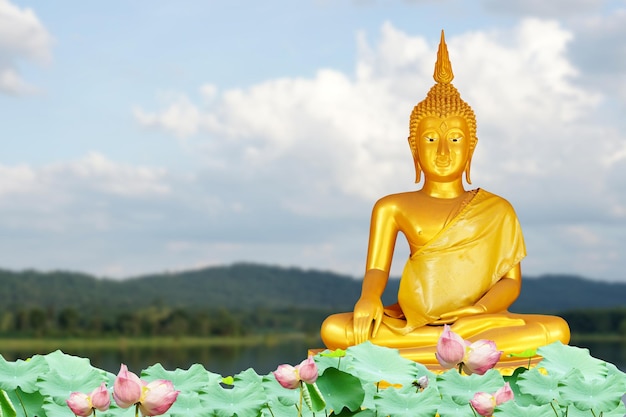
[560,308,626,336]
[0,306,333,339]
[0,305,624,339]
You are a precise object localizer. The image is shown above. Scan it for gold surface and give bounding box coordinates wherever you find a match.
[320,31,570,363]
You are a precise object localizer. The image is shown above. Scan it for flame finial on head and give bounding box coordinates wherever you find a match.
[434,30,453,84]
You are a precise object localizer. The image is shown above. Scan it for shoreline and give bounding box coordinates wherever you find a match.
[0,332,621,350]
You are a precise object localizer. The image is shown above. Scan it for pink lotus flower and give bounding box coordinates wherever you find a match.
[113,364,179,416]
[66,383,110,416]
[138,380,179,416]
[273,355,319,389]
[470,382,514,416]
[113,364,142,408]
[297,355,319,384]
[435,324,466,368]
[435,325,502,375]
[464,339,502,375]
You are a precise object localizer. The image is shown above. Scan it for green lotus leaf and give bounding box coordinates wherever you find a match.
[44,350,111,381]
[537,342,607,379]
[167,392,212,417]
[315,348,355,374]
[0,390,16,417]
[38,368,109,406]
[494,400,559,417]
[503,366,535,406]
[434,395,475,417]
[321,349,347,358]
[345,342,421,385]
[141,362,222,393]
[507,349,537,358]
[233,368,264,387]
[0,354,48,393]
[558,369,626,412]
[601,400,626,417]
[260,373,299,408]
[330,409,377,417]
[436,368,504,405]
[516,366,562,404]
[43,398,82,417]
[373,384,440,417]
[316,367,364,413]
[6,389,45,417]
[260,392,301,417]
[203,382,267,417]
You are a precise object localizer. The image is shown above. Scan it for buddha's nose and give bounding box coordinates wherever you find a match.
[438,137,450,155]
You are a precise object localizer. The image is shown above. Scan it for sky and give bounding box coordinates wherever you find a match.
[1,0,625,283]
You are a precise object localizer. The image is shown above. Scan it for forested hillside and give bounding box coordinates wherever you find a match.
[2,263,625,313]
[1,263,624,338]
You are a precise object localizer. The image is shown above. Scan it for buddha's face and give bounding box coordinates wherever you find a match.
[416,115,471,182]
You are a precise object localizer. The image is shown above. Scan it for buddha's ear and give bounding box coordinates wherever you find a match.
[415,161,422,183]
[465,148,475,184]
[408,136,422,183]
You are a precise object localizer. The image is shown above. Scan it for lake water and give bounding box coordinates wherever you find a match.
[1,338,624,376]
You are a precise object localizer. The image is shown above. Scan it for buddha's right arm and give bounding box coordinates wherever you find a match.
[353,199,398,343]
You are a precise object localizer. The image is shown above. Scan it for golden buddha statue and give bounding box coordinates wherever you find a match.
[321,31,570,368]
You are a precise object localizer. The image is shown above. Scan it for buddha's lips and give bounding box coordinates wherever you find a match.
[435,158,451,167]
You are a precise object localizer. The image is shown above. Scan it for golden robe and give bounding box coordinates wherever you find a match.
[384,189,526,334]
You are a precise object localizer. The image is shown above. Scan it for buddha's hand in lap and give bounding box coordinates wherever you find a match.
[353,296,384,344]
[433,305,488,325]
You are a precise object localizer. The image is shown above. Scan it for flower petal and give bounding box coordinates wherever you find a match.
[464,339,502,375]
[66,392,92,417]
[113,364,143,408]
[470,391,496,416]
[139,379,179,416]
[273,364,300,389]
[296,355,318,384]
[494,382,514,405]
[435,324,466,368]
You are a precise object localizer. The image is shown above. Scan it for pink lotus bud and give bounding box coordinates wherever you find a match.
[90,382,111,411]
[273,364,300,389]
[494,382,514,405]
[463,339,502,375]
[470,383,514,416]
[113,364,143,408]
[138,379,180,416]
[66,383,111,416]
[470,391,496,416]
[435,324,466,369]
[66,392,92,417]
[296,355,318,384]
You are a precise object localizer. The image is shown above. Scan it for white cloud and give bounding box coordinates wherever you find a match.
[0,152,170,210]
[0,0,53,95]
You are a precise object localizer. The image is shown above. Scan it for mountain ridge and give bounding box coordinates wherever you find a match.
[2,262,625,314]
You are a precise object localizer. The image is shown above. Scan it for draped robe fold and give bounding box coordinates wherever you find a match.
[383,189,527,334]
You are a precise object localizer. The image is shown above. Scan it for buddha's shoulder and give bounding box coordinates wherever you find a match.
[372,191,422,211]
[475,189,517,212]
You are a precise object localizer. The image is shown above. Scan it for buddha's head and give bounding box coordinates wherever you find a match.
[408,31,478,184]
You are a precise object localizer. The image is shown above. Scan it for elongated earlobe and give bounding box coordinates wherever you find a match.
[465,159,472,184]
[408,136,422,183]
[415,162,422,183]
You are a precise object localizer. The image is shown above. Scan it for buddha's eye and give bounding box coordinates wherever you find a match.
[425,136,436,142]
[450,137,462,143]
